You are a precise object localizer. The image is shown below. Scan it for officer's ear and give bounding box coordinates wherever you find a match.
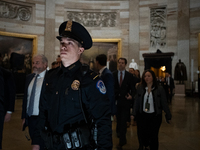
[78,47,84,55]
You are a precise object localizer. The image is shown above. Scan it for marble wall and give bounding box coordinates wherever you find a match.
[0,0,200,89]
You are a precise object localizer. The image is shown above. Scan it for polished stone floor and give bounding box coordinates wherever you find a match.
[2,95,200,150]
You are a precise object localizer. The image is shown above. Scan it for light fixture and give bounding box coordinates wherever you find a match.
[161,66,166,72]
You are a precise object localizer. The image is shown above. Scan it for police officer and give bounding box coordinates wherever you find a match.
[33,21,112,150]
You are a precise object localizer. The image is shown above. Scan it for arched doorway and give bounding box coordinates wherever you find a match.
[142,49,174,77]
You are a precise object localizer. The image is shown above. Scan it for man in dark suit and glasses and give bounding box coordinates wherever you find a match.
[113,58,136,150]
[96,54,116,116]
[21,54,48,150]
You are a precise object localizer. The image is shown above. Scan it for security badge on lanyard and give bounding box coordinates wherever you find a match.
[145,94,150,112]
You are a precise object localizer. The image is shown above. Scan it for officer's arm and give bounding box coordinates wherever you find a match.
[102,73,115,115]
[86,79,112,150]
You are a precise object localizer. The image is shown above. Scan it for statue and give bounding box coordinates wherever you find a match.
[129,59,138,70]
[174,59,187,84]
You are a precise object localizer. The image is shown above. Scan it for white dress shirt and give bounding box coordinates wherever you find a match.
[27,70,46,116]
[99,66,107,77]
[166,77,170,86]
[143,87,155,113]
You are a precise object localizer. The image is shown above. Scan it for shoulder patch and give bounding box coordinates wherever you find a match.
[96,80,106,94]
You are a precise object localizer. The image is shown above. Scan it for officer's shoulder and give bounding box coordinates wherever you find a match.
[46,67,60,77]
[83,69,100,82]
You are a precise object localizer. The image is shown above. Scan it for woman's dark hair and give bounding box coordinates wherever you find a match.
[141,69,158,88]
[135,69,141,79]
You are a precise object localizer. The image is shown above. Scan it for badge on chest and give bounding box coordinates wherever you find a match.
[71,80,80,90]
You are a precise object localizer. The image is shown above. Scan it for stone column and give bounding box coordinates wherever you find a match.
[44,0,55,68]
[177,0,190,88]
[128,0,139,69]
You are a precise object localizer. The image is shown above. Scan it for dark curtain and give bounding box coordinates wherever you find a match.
[144,57,172,74]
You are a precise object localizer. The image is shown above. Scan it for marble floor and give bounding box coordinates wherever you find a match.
[2,95,200,150]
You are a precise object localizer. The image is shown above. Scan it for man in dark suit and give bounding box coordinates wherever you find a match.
[0,67,16,149]
[1,67,16,121]
[113,58,136,150]
[96,54,116,116]
[165,72,175,103]
[21,54,48,150]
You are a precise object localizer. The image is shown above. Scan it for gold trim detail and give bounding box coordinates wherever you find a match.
[0,31,37,57]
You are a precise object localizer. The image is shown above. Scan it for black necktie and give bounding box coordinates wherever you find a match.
[27,74,39,116]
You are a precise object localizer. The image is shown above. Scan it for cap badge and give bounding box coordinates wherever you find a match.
[65,20,72,32]
[71,80,80,90]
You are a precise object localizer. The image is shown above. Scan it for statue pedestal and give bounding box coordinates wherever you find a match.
[175,84,185,96]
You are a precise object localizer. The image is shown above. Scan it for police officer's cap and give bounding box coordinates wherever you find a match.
[56,20,92,50]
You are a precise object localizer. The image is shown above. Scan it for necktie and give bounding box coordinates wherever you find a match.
[27,74,39,116]
[120,71,123,86]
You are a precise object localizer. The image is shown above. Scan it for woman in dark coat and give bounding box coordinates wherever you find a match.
[133,69,171,150]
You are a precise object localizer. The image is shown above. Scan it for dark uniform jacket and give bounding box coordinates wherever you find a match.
[36,60,112,150]
[101,68,116,115]
[133,85,172,121]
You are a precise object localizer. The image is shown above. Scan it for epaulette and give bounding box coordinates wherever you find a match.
[81,63,99,80]
[80,67,100,87]
[91,73,99,80]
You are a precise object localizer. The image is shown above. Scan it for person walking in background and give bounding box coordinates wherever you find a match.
[135,69,141,83]
[21,54,48,150]
[96,54,116,116]
[51,61,59,69]
[113,58,136,150]
[0,67,16,150]
[133,69,171,150]
[165,72,175,103]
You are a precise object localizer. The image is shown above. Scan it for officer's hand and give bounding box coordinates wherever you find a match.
[4,113,11,122]
[32,145,40,150]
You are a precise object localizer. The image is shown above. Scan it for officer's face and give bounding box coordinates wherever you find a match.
[118,59,126,71]
[60,37,84,66]
[32,56,47,74]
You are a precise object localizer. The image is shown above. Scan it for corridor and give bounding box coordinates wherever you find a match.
[2,96,200,150]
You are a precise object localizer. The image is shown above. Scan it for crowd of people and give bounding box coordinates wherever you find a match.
[0,20,174,150]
